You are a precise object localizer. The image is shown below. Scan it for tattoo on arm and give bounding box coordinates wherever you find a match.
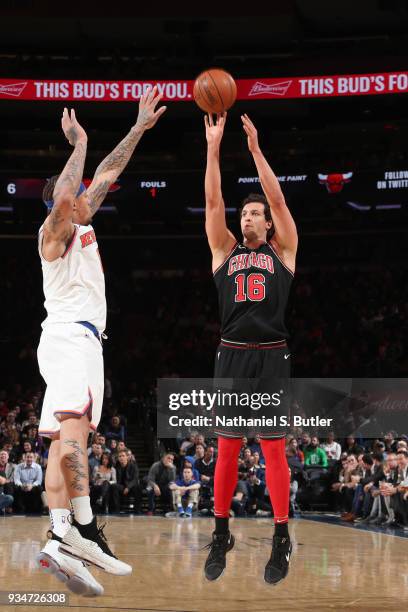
[45,141,87,239]
[62,439,88,493]
[53,141,87,202]
[88,179,111,215]
[87,126,144,215]
[95,126,144,177]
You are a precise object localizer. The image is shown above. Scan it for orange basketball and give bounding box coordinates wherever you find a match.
[193,68,237,114]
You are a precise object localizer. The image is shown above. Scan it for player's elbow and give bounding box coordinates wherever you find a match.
[53,193,75,214]
[205,197,223,214]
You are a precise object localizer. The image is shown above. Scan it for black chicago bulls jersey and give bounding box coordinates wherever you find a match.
[213,241,293,342]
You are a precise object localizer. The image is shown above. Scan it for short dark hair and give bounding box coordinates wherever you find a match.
[362,454,373,465]
[397,450,408,458]
[42,175,60,205]
[162,452,175,459]
[238,193,274,240]
[372,452,384,462]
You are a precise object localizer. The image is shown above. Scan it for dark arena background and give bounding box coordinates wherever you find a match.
[0,3,408,611]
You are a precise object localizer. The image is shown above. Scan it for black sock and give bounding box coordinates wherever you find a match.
[215,517,229,535]
[75,515,96,534]
[274,522,289,538]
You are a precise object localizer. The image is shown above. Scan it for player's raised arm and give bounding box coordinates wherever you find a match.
[86,86,167,215]
[204,112,236,271]
[43,108,88,259]
[241,114,298,267]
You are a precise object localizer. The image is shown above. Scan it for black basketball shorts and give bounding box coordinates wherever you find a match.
[212,340,291,439]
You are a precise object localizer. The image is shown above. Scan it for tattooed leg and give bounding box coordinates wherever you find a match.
[59,414,90,499]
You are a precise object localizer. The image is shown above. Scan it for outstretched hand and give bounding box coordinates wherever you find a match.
[204,112,227,147]
[241,113,260,154]
[136,86,167,130]
[61,108,87,146]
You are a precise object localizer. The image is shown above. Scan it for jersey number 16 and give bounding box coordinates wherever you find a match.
[234,273,266,302]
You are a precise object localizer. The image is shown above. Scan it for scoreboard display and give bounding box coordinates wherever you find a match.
[1,168,408,222]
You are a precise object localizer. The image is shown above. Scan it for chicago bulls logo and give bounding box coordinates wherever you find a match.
[318,172,353,194]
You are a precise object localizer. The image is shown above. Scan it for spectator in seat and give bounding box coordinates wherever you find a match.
[391,450,408,527]
[249,434,263,460]
[88,443,103,475]
[239,436,249,458]
[247,467,271,516]
[332,455,360,517]
[21,412,39,436]
[0,449,15,513]
[95,433,110,454]
[126,448,136,464]
[286,442,304,500]
[365,453,399,525]
[90,452,117,513]
[195,446,216,481]
[384,431,398,453]
[110,450,141,513]
[343,435,363,456]
[287,437,304,463]
[321,432,341,462]
[304,436,328,467]
[194,434,207,450]
[179,433,196,455]
[104,416,125,442]
[231,473,248,517]
[195,446,215,513]
[396,440,408,453]
[146,453,176,515]
[0,412,20,447]
[186,443,205,467]
[13,452,42,513]
[169,466,200,517]
[117,441,127,454]
[108,438,118,454]
[180,458,200,482]
[20,441,40,465]
[1,440,19,464]
[345,454,374,522]
[252,451,265,471]
[299,432,311,454]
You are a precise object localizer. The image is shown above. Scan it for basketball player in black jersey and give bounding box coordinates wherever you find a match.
[203,112,298,584]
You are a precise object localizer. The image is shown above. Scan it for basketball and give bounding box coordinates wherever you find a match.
[193,68,237,114]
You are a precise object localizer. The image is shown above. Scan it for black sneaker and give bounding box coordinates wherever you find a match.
[264,535,292,585]
[204,531,235,581]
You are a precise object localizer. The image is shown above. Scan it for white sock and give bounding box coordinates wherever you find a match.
[187,503,193,510]
[70,496,93,525]
[50,508,71,538]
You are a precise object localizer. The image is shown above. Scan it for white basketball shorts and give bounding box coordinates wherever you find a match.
[38,322,104,438]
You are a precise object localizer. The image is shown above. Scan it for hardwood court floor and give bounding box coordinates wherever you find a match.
[0,515,407,612]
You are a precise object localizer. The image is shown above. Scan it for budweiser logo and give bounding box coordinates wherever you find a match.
[0,82,28,97]
[248,80,292,97]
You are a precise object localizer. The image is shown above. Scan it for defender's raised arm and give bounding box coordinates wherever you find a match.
[86,86,167,216]
[42,108,88,260]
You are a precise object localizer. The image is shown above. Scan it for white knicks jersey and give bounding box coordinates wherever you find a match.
[38,223,106,332]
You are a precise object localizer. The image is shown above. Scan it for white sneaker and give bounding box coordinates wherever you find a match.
[59,516,132,576]
[37,538,104,597]
[256,510,270,517]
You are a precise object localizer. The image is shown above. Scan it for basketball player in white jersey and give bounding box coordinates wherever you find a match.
[36,87,166,596]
